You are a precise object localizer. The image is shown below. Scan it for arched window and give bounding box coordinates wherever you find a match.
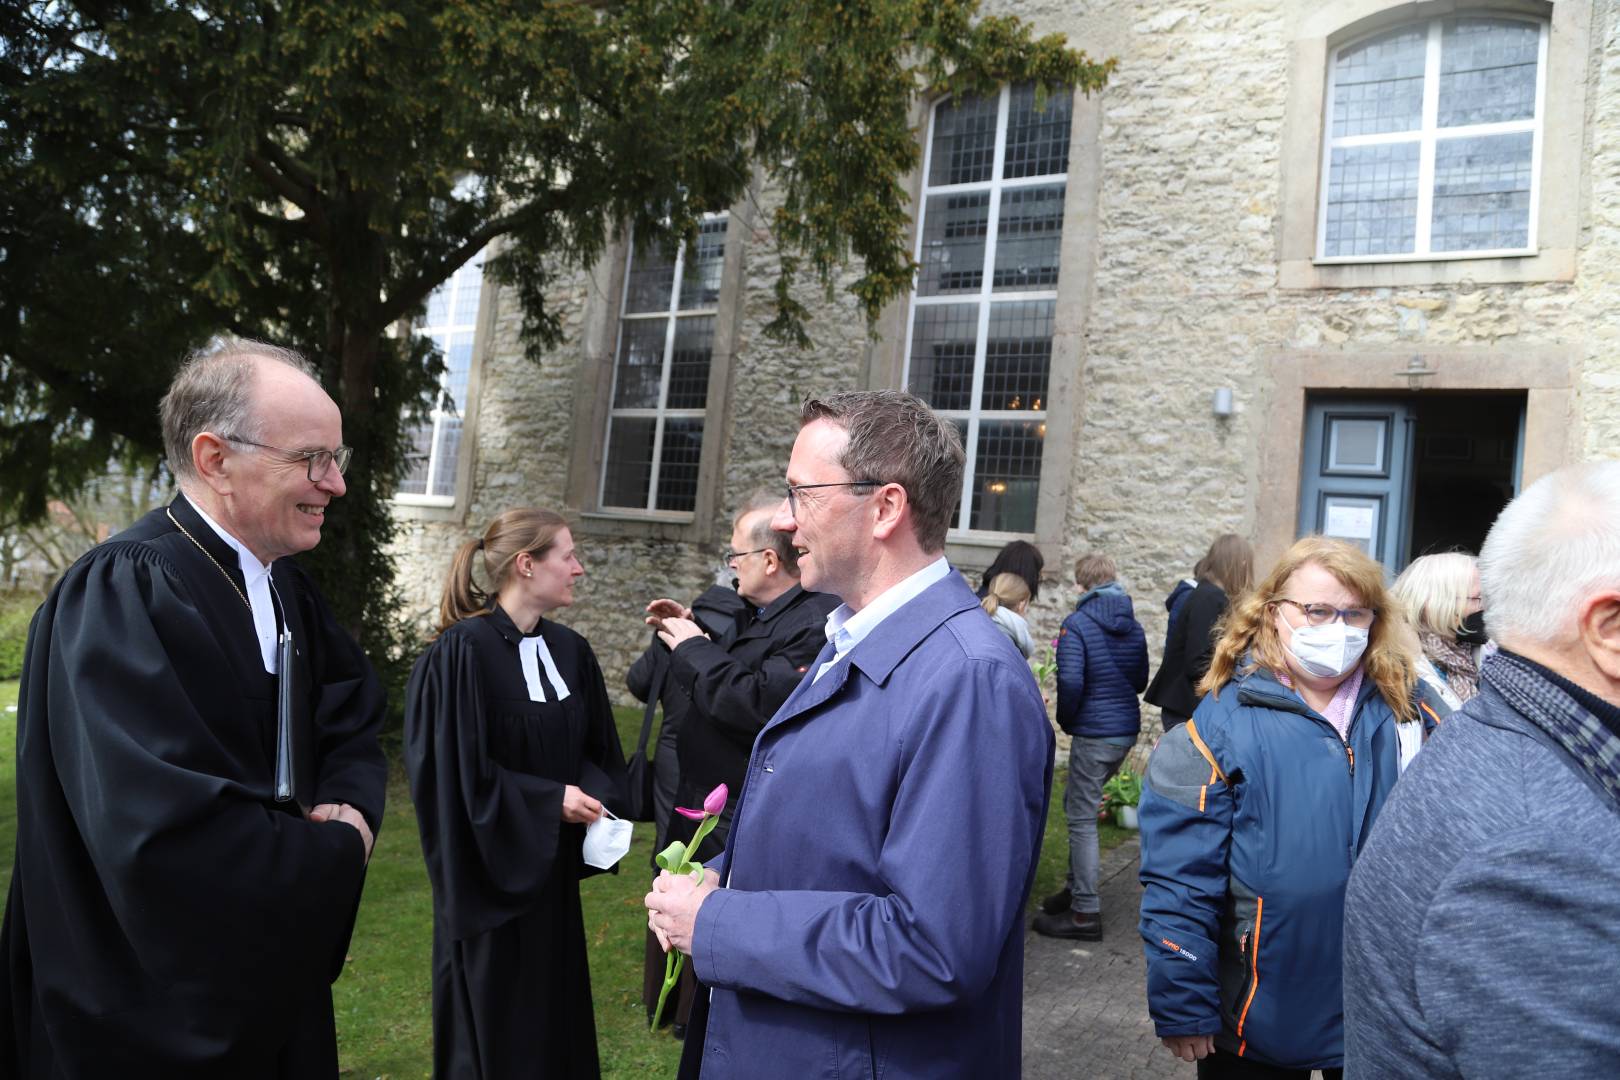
[1317,14,1546,261]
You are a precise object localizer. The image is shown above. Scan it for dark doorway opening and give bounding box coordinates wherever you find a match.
[1406,393,1522,559]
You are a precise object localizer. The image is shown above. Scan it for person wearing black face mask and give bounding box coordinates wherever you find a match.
[1392,552,1487,708]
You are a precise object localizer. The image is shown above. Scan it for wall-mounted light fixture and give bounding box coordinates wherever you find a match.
[1212,387,1235,418]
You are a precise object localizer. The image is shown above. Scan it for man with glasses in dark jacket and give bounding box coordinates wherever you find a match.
[636,490,837,1033]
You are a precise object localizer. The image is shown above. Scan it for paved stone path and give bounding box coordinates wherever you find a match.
[1022,837,1186,1080]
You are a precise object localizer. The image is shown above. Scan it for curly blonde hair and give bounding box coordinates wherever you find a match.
[1197,536,1417,723]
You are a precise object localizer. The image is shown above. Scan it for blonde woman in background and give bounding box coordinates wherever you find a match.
[982,571,1035,658]
[405,508,627,1080]
[1391,552,1487,709]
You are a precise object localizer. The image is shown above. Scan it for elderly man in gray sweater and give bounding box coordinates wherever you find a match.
[1343,461,1620,1078]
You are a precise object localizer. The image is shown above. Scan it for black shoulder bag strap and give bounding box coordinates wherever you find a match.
[625,644,668,822]
[637,658,667,759]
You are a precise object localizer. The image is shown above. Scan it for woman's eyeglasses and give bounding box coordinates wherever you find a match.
[1275,598,1377,629]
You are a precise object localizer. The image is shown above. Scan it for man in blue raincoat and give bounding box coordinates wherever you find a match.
[645,390,1053,1079]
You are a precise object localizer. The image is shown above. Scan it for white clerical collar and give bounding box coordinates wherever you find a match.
[517,632,572,703]
[190,500,279,674]
[815,556,952,682]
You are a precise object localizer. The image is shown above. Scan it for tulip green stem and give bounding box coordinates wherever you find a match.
[651,811,722,1031]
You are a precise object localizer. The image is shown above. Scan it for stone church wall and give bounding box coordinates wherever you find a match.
[390,0,1619,725]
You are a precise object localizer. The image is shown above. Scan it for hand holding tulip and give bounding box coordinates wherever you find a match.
[646,866,719,954]
[642,783,729,1029]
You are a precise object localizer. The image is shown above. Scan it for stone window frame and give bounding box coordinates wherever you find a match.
[1316,13,1547,263]
[392,248,497,522]
[563,199,750,545]
[1254,344,1576,569]
[870,84,1102,572]
[1278,0,1590,290]
[597,213,730,515]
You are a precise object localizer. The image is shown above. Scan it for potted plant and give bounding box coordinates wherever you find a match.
[1030,643,1058,721]
[1102,769,1142,829]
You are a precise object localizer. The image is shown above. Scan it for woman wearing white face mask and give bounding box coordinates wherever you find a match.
[1138,537,1433,1080]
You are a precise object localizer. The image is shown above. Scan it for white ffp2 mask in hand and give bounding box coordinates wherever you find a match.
[582,810,633,870]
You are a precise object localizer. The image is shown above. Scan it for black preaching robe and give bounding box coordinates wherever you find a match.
[405,604,627,1080]
[0,494,387,1079]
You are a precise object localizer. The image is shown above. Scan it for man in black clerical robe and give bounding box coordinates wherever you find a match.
[0,340,387,1079]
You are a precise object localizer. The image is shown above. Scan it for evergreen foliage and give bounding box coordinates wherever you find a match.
[0,1,1112,677]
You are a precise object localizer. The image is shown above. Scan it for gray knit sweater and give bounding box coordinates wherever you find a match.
[1343,663,1620,1078]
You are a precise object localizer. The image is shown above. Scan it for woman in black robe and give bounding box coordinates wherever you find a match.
[405,507,627,1079]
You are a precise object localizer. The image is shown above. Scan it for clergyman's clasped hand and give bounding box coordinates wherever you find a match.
[307,802,375,862]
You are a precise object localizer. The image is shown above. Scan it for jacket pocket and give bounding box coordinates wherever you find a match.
[1233,896,1263,1053]
[828,1011,878,1079]
[1219,882,1264,1045]
[868,1018,887,1080]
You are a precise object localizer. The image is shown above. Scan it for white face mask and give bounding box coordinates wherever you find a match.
[582,811,633,870]
[1284,620,1369,680]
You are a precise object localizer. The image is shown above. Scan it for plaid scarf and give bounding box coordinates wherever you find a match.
[1483,651,1620,811]
[1420,630,1479,702]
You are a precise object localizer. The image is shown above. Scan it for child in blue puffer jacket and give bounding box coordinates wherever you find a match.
[1032,552,1148,940]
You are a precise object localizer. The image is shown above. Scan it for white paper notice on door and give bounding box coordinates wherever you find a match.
[1324,503,1376,541]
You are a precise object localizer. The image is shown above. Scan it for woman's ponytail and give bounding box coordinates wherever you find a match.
[437,536,489,634]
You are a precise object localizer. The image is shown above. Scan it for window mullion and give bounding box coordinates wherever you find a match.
[1414,18,1443,255]
[426,369,454,497]
[990,85,1011,192]
[423,407,446,497]
[646,240,686,511]
[957,401,982,533]
[954,88,1013,531]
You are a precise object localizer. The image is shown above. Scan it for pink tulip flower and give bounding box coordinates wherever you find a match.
[703,783,729,817]
[675,782,730,821]
[651,782,731,1030]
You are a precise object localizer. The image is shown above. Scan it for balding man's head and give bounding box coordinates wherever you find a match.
[160,337,321,482]
[1480,462,1620,651]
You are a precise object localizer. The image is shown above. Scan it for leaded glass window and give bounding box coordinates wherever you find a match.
[905,83,1070,534]
[398,249,485,503]
[601,216,727,513]
[1319,15,1545,260]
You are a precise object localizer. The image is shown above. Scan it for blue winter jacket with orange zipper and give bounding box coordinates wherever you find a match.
[1137,664,1407,1071]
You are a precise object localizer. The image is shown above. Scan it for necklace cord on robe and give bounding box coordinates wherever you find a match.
[166,507,252,612]
[167,508,299,804]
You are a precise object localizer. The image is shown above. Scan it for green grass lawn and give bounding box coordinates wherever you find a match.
[0,682,1127,1078]
[330,705,685,1079]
